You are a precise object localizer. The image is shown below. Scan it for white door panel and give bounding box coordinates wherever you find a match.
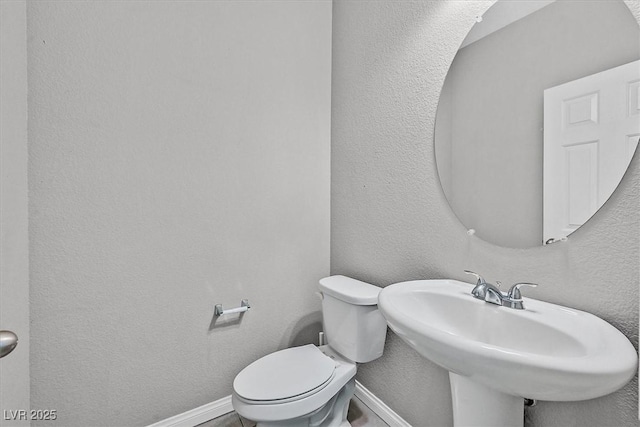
[0,1,30,425]
[544,59,640,243]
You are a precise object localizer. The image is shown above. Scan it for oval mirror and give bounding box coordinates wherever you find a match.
[435,0,640,248]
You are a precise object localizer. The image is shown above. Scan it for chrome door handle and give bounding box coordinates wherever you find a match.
[0,330,18,358]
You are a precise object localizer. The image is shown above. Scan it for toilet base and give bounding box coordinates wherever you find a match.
[255,379,356,427]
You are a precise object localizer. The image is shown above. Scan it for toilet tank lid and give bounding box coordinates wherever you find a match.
[319,275,380,305]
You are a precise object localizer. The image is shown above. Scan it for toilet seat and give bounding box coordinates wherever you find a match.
[233,344,337,403]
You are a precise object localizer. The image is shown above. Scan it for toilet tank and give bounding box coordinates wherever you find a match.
[318,275,387,363]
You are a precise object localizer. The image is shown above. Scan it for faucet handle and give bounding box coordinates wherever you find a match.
[464,270,486,286]
[506,283,537,300]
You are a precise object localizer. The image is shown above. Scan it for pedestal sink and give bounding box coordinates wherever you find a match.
[378,279,637,427]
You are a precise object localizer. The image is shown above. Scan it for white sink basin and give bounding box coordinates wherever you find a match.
[378,279,637,426]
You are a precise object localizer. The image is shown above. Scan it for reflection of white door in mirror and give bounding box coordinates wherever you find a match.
[434,0,639,248]
[543,60,640,244]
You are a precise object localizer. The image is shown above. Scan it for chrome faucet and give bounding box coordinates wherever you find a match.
[464,270,502,304]
[464,270,537,310]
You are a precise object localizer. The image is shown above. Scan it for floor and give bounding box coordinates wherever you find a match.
[197,396,389,427]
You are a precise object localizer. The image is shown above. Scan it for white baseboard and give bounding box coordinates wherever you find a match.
[354,380,411,427]
[147,395,233,427]
[148,380,410,427]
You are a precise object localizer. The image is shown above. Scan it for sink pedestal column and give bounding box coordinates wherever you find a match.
[449,373,524,427]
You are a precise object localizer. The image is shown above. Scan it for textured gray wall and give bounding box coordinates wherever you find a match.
[332,0,639,426]
[28,2,331,425]
[436,0,640,248]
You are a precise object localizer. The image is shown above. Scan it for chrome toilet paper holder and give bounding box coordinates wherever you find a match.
[214,299,250,316]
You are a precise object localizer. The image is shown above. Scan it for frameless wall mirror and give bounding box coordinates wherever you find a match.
[435,0,640,248]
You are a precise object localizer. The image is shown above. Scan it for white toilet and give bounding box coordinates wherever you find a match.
[232,275,387,427]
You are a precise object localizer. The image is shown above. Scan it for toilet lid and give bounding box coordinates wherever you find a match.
[233,344,336,401]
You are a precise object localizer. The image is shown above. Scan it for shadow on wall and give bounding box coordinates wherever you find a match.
[279,311,323,349]
[208,308,322,348]
[208,311,248,331]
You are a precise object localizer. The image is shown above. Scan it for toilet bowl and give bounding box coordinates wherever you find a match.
[231,275,387,427]
[232,345,356,426]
